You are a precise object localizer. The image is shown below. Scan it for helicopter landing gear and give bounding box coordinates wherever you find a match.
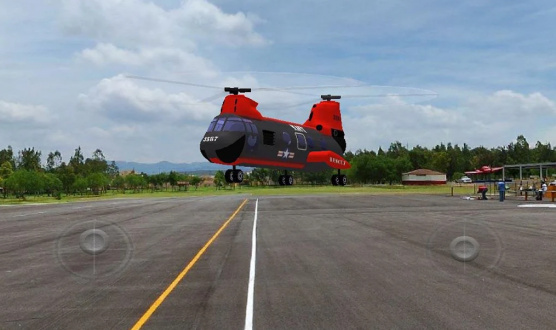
[225,166,243,184]
[278,171,294,186]
[331,170,347,186]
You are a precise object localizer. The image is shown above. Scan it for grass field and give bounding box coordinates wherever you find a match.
[0,184,479,205]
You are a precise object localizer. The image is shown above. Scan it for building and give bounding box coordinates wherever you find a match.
[402,169,447,185]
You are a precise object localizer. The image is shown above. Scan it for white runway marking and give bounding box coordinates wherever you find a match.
[12,211,46,218]
[518,204,556,208]
[245,199,258,330]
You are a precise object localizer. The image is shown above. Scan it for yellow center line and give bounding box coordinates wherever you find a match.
[131,198,249,330]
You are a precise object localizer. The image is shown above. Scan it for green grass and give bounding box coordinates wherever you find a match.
[0,184,478,205]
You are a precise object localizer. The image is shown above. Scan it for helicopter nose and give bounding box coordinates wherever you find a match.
[200,133,245,164]
[215,135,245,163]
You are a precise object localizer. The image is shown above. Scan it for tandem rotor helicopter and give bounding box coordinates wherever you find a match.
[128,73,436,186]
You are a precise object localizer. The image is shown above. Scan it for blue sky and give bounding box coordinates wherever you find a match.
[1,0,556,163]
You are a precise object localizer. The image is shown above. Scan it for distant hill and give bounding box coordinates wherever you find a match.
[114,160,252,175]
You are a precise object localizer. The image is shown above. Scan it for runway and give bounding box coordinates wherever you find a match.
[1,194,555,329]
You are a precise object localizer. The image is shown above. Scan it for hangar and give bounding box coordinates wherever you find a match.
[502,162,556,181]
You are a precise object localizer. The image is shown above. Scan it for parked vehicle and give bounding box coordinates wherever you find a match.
[457,176,472,183]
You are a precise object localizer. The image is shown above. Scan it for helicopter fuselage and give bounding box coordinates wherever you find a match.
[200,114,348,171]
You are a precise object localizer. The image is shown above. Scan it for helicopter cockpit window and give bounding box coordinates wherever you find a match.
[214,118,226,131]
[241,119,258,134]
[223,117,245,132]
[243,120,252,133]
[206,119,217,132]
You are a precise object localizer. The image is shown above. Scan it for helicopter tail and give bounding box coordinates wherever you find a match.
[303,97,346,152]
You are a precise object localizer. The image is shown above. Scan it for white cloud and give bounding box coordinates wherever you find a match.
[78,75,218,123]
[467,90,556,118]
[78,43,215,71]
[60,0,267,48]
[342,90,556,152]
[0,100,51,125]
[172,0,267,46]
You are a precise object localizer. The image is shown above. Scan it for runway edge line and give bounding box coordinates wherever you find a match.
[131,198,249,330]
[244,198,259,330]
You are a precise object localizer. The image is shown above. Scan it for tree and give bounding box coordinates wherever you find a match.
[46,151,62,172]
[85,149,108,174]
[250,168,269,185]
[409,145,430,170]
[0,161,13,179]
[508,135,531,164]
[57,163,77,194]
[112,175,126,193]
[301,170,332,185]
[17,148,42,171]
[189,175,203,189]
[214,170,225,188]
[73,177,88,195]
[534,141,554,162]
[349,153,373,184]
[107,161,119,178]
[168,171,179,188]
[43,173,63,197]
[394,156,413,182]
[0,162,12,198]
[430,151,450,174]
[125,174,146,192]
[387,141,408,159]
[0,146,14,169]
[4,170,44,198]
[87,173,109,195]
[69,147,85,175]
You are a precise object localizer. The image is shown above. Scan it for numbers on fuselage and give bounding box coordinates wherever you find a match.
[202,136,219,142]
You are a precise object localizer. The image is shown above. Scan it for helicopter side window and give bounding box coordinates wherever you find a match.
[206,119,217,132]
[250,124,258,134]
[307,136,314,149]
[214,118,226,131]
[295,133,307,151]
[320,139,327,150]
[223,118,245,132]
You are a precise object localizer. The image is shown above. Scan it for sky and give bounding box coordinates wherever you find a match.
[1,0,556,163]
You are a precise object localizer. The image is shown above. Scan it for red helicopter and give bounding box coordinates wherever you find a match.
[200,88,350,186]
[128,74,436,186]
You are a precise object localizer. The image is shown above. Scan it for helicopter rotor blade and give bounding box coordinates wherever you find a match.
[199,91,228,103]
[124,73,438,108]
[341,92,439,99]
[125,75,222,90]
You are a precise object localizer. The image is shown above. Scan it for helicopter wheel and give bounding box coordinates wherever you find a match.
[279,175,286,186]
[331,174,340,186]
[286,175,293,186]
[234,169,244,183]
[225,169,234,183]
[339,174,347,186]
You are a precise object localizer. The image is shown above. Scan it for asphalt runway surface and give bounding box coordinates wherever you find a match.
[1,194,555,329]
